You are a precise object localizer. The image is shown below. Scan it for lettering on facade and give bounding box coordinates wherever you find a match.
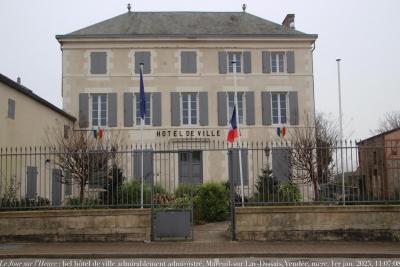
[156,130,221,138]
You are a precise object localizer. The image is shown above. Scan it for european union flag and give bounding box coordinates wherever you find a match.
[139,65,146,120]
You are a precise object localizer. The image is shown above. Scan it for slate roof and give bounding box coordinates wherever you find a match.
[0,73,76,121]
[56,12,317,39]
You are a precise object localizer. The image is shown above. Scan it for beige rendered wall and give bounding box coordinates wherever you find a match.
[61,38,315,185]
[0,82,74,148]
[0,208,151,242]
[236,205,400,241]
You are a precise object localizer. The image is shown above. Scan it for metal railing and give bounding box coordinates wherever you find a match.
[0,140,399,210]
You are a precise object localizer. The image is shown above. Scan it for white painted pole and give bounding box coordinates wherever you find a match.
[140,64,144,209]
[232,55,245,207]
[336,59,345,206]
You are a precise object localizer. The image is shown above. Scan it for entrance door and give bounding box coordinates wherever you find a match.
[179,151,203,184]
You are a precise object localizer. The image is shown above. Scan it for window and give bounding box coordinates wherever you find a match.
[228,52,242,73]
[90,52,107,74]
[181,51,197,73]
[272,93,287,124]
[134,51,151,74]
[91,94,107,126]
[271,52,285,73]
[64,125,70,139]
[8,98,15,119]
[135,93,151,125]
[227,92,244,124]
[181,93,198,125]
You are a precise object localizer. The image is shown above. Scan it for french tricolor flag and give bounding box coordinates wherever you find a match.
[227,106,238,143]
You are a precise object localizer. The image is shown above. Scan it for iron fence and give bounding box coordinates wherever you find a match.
[0,140,399,210]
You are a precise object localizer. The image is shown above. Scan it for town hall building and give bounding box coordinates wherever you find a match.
[56,8,318,189]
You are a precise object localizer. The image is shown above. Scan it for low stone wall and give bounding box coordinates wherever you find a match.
[236,205,400,241]
[0,209,151,242]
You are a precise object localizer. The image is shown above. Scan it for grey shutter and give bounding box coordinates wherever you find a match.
[245,91,255,125]
[52,169,62,206]
[135,52,151,74]
[272,148,291,181]
[262,51,271,73]
[199,92,208,126]
[261,92,272,125]
[286,51,295,73]
[26,166,37,199]
[228,149,249,186]
[152,92,162,126]
[171,92,181,126]
[65,171,72,196]
[289,91,299,125]
[108,93,117,127]
[8,98,15,119]
[218,51,227,74]
[243,51,252,74]
[217,92,227,126]
[79,93,89,128]
[133,150,154,183]
[181,51,197,73]
[90,52,107,74]
[124,92,134,127]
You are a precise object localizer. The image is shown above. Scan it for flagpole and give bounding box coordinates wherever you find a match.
[232,55,245,207]
[140,63,144,209]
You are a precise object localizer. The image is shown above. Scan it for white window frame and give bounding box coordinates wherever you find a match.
[227,52,243,73]
[181,92,199,126]
[271,92,288,124]
[135,93,152,126]
[90,93,108,127]
[226,91,245,125]
[271,52,285,73]
[89,50,108,76]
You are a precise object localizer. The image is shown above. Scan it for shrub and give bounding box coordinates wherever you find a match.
[66,196,101,207]
[117,180,152,206]
[278,181,301,202]
[194,181,229,222]
[175,183,199,198]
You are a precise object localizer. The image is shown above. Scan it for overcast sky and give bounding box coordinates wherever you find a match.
[1,0,399,139]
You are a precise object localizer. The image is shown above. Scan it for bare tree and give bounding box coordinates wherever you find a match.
[46,124,125,203]
[290,112,339,201]
[372,111,400,134]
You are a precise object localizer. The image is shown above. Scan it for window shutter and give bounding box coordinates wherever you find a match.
[181,51,197,73]
[289,91,299,125]
[52,169,62,206]
[79,93,89,128]
[108,93,117,127]
[272,148,291,181]
[152,92,162,126]
[286,51,295,73]
[90,52,107,74]
[171,92,181,126]
[133,150,154,183]
[26,166,37,199]
[243,51,252,73]
[65,171,72,196]
[135,52,151,74]
[228,149,249,186]
[218,51,227,74]
[124,92,134,127]
[262,51,271,73]
[217,92,227,126]
[245,91,255,125]
[199,92,208,126]
[8,98,15,119]
[261,92,272,125]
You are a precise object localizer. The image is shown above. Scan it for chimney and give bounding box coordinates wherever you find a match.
[17,77,21,84]
[282,14,295,29]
